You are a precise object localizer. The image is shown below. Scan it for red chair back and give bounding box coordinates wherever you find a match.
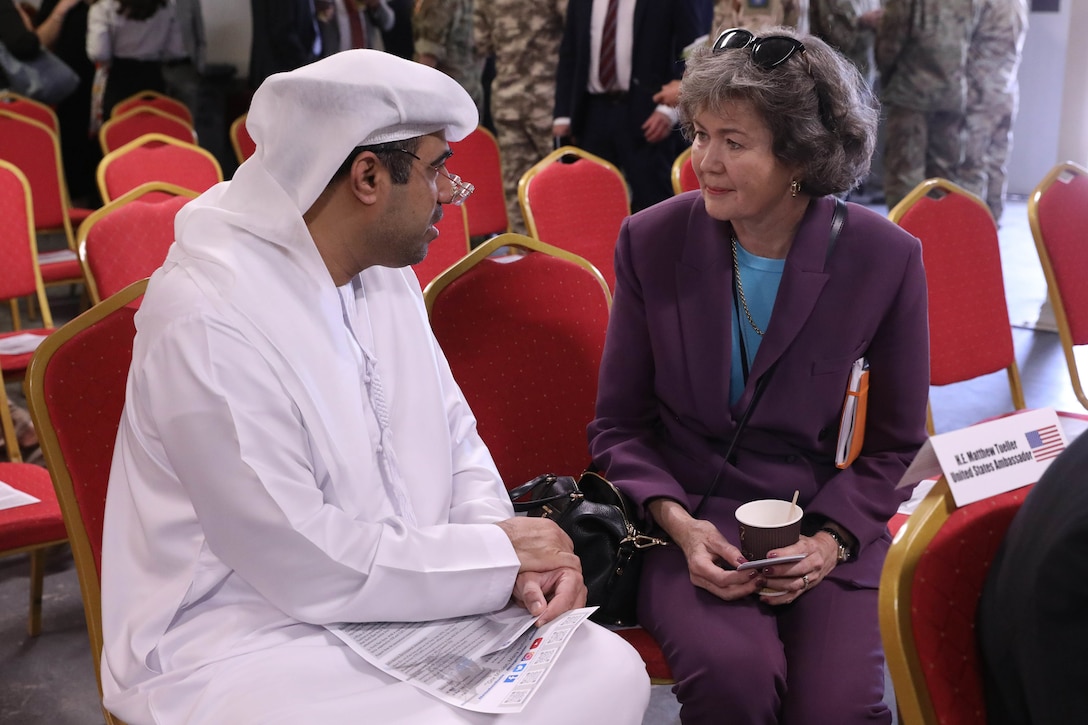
[892,180,1014,386]
[99,106,197,154]
[0,110,76,245]
[97,133,223,203]
[28,280,145,580]
[912,485,1030,722]
[518,146,629,292]
[78,182,197,303]
[412,204,470,289]
[111,90,193,125]
[426,234,610,487]
[0,90,60,133]
[448,126,510,239]
[1031,162,1088,345]
[0,160,48,308]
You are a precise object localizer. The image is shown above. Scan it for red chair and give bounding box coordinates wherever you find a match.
[0,89,60,133]
[671,146,699,194]
[880,477,1032,724]
[889,178,1025,433]
[97,133,223,203]
[1029,161,1088,411]
[425,234,673,682]
[0,160,56,377]
[230,112,256,164]
[518,146,630,292]
[77,181,198,304]
[0,91,95,230]
[25,278,146,725]
[425,233,612,486]
[448,126,510,239]
[0,110,93,265]
[111,89,193,126]
[0,363,67,637]
[412,203,470,289]
[99,106,198,155]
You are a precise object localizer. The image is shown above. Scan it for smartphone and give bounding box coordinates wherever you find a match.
[736,553,807,571]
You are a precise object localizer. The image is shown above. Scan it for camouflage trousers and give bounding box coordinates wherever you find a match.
[882,105,965,212]
[494,108,555,235]
[959,95,1017,222]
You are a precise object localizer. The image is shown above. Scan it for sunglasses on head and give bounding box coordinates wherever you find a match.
[712,28,806,70]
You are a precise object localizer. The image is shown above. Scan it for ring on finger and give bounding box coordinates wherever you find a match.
[801,573,810,591]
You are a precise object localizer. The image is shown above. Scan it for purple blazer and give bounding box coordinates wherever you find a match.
[588,192,930,588]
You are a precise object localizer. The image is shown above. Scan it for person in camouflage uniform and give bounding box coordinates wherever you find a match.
[414,0,484,112]
[959,0,1027,222]
[713,0,806,35]
[473,0,567,235]
[876,0,978,211]
[808,0,881,84]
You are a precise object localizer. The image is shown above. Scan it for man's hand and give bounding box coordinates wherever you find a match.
[642,110,673,144]
[495,516,581,573]
[552,121,571,140]
[652,79,681,107]
[512,568,587,625]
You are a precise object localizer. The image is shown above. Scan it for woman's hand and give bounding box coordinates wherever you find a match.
[755,531,842,605]
[649,499,764,601]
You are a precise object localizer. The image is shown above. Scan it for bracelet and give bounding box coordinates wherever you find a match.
[819,526,851,562]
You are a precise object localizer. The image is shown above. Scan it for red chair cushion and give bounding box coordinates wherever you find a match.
[616,626,674,682]
[0,462,66,550]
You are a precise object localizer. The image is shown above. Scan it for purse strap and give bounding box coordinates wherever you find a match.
[508,473,576,511]
[692,197,847,518]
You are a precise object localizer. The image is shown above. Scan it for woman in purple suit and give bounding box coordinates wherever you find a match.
[589,27,930,724]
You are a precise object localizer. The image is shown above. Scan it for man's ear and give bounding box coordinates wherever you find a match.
[350,151,383,205]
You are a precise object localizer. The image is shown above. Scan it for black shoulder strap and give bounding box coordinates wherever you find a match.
[827,197,847,265]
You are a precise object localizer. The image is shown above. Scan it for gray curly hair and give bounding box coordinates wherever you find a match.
[678,27,878,197]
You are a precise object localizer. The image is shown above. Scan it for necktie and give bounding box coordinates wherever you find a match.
[598,0,619,91]
[346,0,367,49]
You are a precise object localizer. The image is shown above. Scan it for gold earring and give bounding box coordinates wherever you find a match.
[790,180,801,198]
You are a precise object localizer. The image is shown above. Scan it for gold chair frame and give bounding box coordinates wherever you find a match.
[422,232,612,317]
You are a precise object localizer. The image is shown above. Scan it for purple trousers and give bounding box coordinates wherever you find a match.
[639,544,892,725]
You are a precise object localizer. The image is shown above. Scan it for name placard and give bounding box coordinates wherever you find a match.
[897,408,1068,506]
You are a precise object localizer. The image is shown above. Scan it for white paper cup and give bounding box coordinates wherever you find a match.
[735,499,804,561]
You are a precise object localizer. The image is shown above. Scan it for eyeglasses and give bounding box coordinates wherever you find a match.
[711,28,806,70]
[390,149,475,206]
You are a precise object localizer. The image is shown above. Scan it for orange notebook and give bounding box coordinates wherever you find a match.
[835,358,869,469]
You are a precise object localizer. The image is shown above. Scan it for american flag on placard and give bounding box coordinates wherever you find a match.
[1026,424,1065,463]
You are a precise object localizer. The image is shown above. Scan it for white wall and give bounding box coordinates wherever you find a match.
[1007,2,1083,194]
[202,0,252,78]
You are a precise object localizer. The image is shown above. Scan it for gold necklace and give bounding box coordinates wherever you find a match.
[731,234,765,337]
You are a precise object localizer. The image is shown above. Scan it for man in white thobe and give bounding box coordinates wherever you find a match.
[98,49,650,724]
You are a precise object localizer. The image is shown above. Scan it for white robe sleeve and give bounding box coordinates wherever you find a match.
[135,315,519,625]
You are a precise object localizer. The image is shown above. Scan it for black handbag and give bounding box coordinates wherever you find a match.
[507,470,665,626]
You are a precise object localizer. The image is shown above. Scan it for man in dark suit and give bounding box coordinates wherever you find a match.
[553,0,699,212]
[977,429,1088,725]
[248,0,320,89]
